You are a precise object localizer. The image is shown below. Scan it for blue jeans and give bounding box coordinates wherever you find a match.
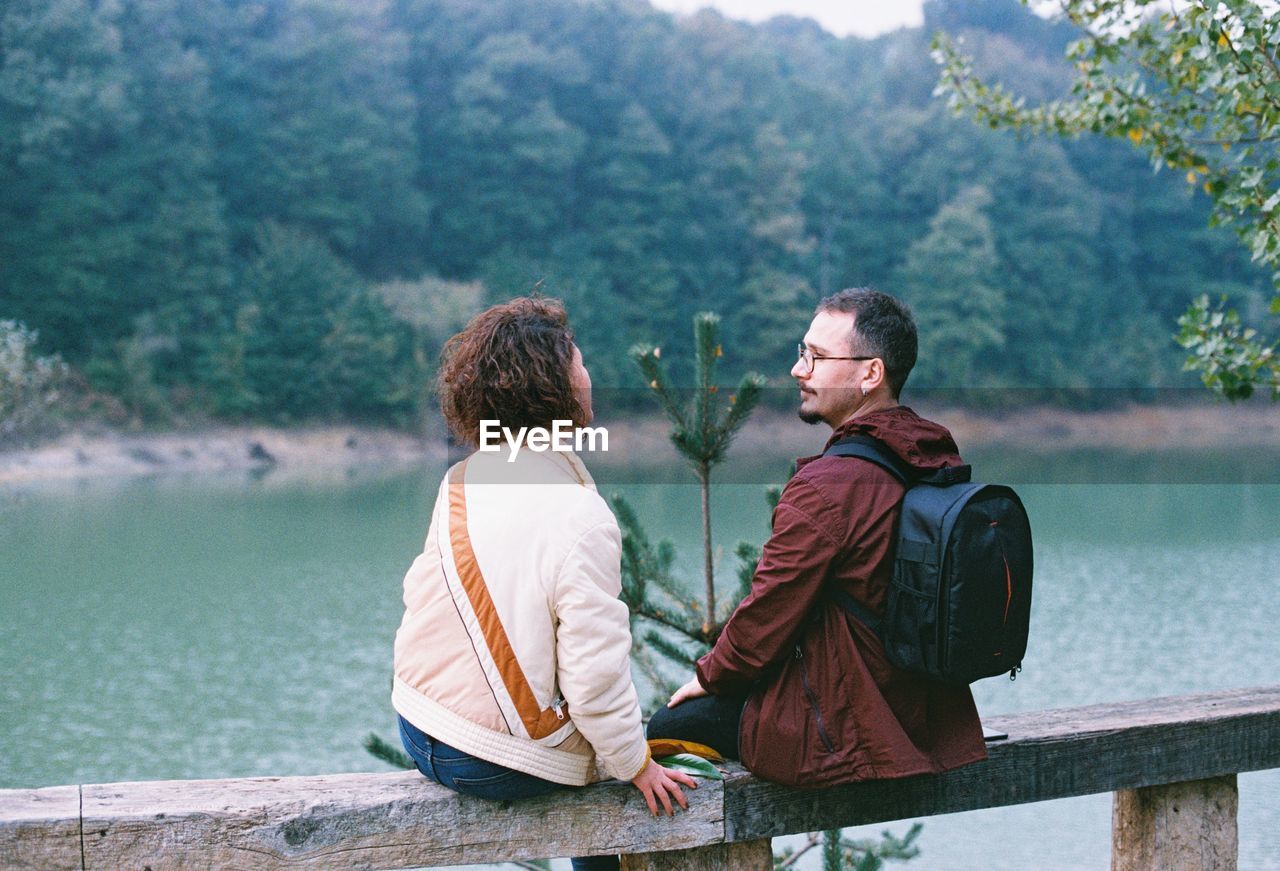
[397,715,619,871]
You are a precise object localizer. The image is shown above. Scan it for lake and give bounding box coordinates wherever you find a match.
[2,441,1278,869]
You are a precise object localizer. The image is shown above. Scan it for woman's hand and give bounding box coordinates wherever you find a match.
[667,677,709,708]
[630,760,698,816]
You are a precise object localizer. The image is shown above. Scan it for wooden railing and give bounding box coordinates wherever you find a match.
[3,686,1279,870]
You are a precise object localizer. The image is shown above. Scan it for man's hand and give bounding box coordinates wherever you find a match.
[667,676,709,708]
[630,760,698,816]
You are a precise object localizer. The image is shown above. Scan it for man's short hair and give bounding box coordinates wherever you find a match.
[437,296,586,446]
[816,288,917,398]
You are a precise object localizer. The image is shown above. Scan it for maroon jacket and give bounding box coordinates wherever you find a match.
[696,406,987,788]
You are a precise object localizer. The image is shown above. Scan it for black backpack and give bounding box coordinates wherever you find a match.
[824,435,1033,684]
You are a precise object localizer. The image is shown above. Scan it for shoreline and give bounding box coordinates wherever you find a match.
[594,400,1280,462]
[0,426,442,488]
[3,402,1279,487]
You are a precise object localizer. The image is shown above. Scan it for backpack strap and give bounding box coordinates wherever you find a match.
[823,435,912,483]
[827,585,884,636]
[820,435,906,639]
[821,435,970,640]
[825,435,973,486]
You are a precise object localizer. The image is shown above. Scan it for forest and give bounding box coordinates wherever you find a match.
[3,0,1273,429]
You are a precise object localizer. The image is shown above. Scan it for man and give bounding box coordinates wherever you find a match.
[647,288,986,788]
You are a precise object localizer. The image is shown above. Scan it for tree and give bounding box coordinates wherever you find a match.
[9,0,1270,421]
[320,290,420,424]
[97,0,233,408]
[628,313,766,637]
[729,123,819,375]
[893,185,1006,386]
[211,222,418,424]
[0,0,142,358]
[0,320,70,447]
[194,0,429,276]
[934,0,1280,398]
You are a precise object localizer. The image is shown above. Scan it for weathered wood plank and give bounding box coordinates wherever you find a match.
[620,838,772,870]
[0,784,82,870]
[7,686,1279,868]
[1112,776,1238,871]
[80,770,723,870]
[724,685,1280,840]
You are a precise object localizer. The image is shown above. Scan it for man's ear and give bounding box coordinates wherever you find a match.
[863,358,886,393]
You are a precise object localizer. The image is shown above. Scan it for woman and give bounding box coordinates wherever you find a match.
[392,297,695,868]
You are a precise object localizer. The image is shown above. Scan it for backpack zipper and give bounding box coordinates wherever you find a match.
[795,645,836,753]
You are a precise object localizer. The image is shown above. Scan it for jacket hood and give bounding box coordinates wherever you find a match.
[823,406,962,472]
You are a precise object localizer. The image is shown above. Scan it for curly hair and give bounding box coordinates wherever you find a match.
[437,296,586,446]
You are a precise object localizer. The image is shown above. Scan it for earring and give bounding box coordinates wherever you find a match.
[860,386,869,397]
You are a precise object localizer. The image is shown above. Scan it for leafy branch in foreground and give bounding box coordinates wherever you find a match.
[933,0,1280,399]
[1177,293,1277,399]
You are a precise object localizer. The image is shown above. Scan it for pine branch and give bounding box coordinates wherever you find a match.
[363,732,414,770]
[839,822,924,869]
[631,645,679,703]
[611,493,651,608]
[610,492,647,546]
[774,832,822,869]
[874,822,923,860]
[643,628,700,668]
[656,540,676,574]
[614,493,690,621]
[693,313,722,460]
[822,829,844,871]
[731,540,761,612]
[629,343,688,434]
[765,483,784,512]
[645,567,703,624]
[710,372,766,461]
[636,600,705,640]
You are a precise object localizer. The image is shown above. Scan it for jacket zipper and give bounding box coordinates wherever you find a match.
[552,697,565,720]
[795,645,836,753]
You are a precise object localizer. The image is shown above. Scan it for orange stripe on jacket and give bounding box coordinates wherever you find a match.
[448,462,568,739]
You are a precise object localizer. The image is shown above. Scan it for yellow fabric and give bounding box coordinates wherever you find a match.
[646,738,726,763]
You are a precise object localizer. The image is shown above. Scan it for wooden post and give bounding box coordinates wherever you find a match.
[0,785,82,871]
[1112,775,1237,871]
[621,838,772,870]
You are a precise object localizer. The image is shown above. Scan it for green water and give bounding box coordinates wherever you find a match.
[2,451,1278,869]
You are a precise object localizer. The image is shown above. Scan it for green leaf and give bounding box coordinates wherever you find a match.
[654,754,724,780]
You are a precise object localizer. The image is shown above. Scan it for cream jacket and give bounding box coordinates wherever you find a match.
[392,446,650,785]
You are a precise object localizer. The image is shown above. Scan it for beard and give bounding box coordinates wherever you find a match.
[798,407,824,425]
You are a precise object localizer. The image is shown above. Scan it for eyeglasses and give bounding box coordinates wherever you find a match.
[796,343,875,375]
